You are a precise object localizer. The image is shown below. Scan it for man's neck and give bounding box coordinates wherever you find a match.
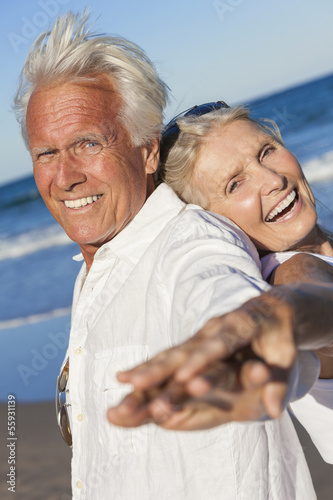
[81,176,157,272]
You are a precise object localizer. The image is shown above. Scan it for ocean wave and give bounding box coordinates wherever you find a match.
[0,189,41,210]
[0,225,73,261]
[303,150,333,183]
[0,306,72,330]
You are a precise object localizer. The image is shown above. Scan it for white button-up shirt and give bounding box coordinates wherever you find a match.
[67,184,317,499]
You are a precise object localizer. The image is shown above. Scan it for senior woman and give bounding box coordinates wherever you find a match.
[158,101,333,463]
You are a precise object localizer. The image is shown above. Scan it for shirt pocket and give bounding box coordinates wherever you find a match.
[93,345,151,455]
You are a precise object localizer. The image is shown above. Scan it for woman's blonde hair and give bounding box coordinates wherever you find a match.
[158,105,283,207]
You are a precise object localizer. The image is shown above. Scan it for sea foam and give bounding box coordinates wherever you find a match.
[303,150,333,183]
[0,306,72,330]
[0,225,73,261]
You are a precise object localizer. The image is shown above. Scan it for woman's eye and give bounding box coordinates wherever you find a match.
[229,180,239,193]
[261,146,275,160]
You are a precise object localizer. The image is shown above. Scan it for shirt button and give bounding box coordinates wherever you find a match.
[77,413,84,422]
[74,347,83,355]
[76,480,83,489]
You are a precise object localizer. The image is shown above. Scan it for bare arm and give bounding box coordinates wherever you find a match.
[269,253,333,378]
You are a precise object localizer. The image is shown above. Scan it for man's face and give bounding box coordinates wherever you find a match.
[27,77,158,264]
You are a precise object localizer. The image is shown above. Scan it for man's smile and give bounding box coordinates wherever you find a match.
[64,194,102,209]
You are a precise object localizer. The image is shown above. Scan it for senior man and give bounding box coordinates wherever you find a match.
[15,12,332,500]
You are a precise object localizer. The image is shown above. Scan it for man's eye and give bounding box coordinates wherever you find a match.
[77,141,102,155]
[38,150,55,159]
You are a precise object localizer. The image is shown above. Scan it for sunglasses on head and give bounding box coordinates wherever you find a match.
[55,358,72,447]
[161,101,229,153]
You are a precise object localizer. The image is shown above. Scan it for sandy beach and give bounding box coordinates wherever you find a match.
[0,401,332,499]
[0,402,71,500]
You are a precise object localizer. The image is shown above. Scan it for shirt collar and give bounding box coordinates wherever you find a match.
[73,184,185,264]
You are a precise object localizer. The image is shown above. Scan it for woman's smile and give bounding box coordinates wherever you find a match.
[194,119,317,252]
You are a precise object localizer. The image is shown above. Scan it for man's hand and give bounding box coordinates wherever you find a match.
[107,358,277,430]
[108,291,297,428]
[108,281,333,430]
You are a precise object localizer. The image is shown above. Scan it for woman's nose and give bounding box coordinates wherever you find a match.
[259,166,287,196]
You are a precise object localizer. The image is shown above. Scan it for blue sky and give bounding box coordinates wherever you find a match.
[1,0,333,185]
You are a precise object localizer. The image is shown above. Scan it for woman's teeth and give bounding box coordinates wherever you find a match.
[265,190,297,222]
[64,194,101,209]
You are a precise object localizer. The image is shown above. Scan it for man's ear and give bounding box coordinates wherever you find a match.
[144,137,160,174]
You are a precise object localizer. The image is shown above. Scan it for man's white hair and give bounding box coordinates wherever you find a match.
[14,11,169,148]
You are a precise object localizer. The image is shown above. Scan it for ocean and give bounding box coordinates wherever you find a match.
[1,73,333,402]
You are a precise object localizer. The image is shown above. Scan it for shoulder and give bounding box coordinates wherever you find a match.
[154,203,262,281]
[262,251,333,284]
[172,204,260,260]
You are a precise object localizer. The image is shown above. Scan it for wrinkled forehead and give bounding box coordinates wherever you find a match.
[27,74,120,116]
[195,119,276,176]
[206,118,272,145]
[26,76,124,146]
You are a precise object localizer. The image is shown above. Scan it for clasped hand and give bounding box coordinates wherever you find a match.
[107,292,296,430]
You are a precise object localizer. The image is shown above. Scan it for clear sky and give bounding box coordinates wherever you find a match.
[1,0,333,185]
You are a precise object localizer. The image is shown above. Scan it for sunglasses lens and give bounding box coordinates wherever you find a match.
[162,101,229,144]
[58,359,69,392]
[59,405,72,447]
[56,358,72,447]
[184,101,228,119]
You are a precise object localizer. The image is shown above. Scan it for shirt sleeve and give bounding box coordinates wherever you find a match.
[156,207,319,406]
[289,378,333,463]
[158,208,269,338]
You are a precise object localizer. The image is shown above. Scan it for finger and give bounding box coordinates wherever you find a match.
[116,347,188,390]
[175,315,252,383]
[186,361,240,397]
[261,382,286,419]
[239,360,271,389]
[157,401,234,431]
[161,386,266,430]
[261,366,291,419]
[107,390,152,428]
[246,296,297,369]
[148,381,189,423]
[252,329,296,369]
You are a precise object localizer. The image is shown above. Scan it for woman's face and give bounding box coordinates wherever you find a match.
[193,119,317,252]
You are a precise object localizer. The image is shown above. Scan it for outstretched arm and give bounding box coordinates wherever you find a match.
[107,281,332,430]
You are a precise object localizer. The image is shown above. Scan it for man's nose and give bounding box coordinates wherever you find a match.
[54,151,87,191]
[259,166,287,196]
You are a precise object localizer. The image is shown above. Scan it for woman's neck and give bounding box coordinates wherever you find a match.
[292,224,333,257]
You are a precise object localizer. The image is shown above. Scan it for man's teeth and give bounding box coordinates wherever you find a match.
[266,190,296,222]
[64,195,101,209]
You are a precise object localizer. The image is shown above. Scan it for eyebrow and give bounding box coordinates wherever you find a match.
[30,146,58,158]
[70,134,106,145]
[30,133,109,157]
